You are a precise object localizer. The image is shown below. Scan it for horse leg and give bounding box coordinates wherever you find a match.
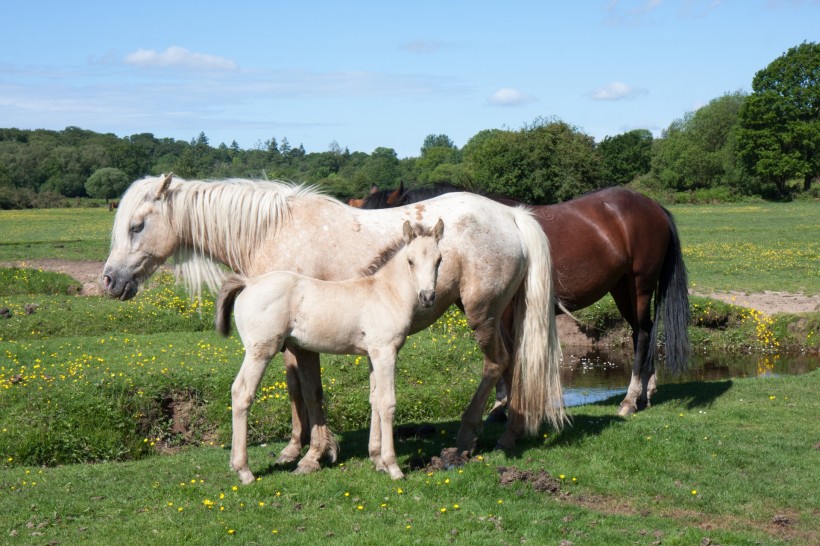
[613,282,655,416]
[274,348,310,465]
[486,305,514,424]
[456,320,508,453]
[231,350,274,485]
[370,349,403,479]
[367,357,385,472]
[292,348,339,475]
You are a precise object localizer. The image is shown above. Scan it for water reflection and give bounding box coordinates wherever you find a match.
[560,346,820,407]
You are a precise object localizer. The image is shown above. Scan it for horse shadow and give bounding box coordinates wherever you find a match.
[252,380,734,475]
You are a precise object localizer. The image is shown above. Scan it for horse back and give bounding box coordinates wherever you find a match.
[530,187,672,309]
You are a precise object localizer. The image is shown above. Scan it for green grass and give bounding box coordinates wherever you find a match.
[669,202,819,295]
[0,207,113,261]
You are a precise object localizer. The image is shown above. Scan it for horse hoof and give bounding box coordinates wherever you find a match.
[274,452,298,465]
[387,466,405,480]
[237,470,255,485]
[485,409,508,425]
[293,460,321,475]
[617,403,636,417]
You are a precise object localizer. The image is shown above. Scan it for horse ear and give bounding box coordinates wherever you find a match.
[386,185,402,206]
[156,172,173,199]
[402,220,416,242]
[433,218,444,241]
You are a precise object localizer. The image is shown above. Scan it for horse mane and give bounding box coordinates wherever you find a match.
[120,175,333,297]
[359,222,438,276]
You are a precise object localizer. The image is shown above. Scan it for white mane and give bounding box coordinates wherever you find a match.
[118,176,335,298]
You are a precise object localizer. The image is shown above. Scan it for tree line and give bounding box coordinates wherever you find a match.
[0,42,816,209]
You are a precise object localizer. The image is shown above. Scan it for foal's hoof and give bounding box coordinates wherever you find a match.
[237,469,255,485]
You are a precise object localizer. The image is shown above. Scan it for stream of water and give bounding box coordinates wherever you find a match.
[560,347,819,407]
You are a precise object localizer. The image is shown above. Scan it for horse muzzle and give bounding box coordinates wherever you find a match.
[418,290,436,309]
[102,268,140,301]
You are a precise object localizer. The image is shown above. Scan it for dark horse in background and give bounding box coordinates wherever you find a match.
[350,182,691,416]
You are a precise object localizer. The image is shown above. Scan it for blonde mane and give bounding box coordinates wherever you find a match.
[118,176,334,297]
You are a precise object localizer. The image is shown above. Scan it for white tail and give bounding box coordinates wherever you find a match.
[510,207,565,434]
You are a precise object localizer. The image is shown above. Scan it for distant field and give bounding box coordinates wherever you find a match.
[0,207,112,261]
[669,201,819,295]
[0,200,817,293]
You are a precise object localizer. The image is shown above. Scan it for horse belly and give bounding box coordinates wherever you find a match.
[288,314,368,356]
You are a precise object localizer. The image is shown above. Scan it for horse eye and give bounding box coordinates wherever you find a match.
[408,259,415,267]
[130,222,145,234]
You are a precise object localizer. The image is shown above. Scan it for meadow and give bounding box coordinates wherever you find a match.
[0,200,818,544]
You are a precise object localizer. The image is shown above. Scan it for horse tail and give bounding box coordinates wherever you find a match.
[648,208,691,375]
[215,274,247,337]
[509,207,566,435]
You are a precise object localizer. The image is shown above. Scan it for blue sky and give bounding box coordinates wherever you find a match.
[3,1,818,158]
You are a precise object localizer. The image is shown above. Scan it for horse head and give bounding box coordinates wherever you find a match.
[102,173,177,300]
[402,218,444,309]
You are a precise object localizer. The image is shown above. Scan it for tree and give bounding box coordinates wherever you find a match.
[85,167,129,201]
[598,129,653,185]
[737,41,820,195]
[651,92,752,193]
[463,119,602,203]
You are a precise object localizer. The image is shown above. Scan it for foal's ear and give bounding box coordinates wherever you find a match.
[156,172,173,199]
[433,218,444,241]
[402,220,416,242]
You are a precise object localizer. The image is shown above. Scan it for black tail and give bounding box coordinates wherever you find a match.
[648,208,691,375]
[215,275,247,337]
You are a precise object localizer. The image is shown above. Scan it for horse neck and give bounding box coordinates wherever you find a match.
[368,247,418,311]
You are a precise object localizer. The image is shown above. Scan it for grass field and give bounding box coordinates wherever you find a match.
[669,202,819,295]
[0,200,818,544]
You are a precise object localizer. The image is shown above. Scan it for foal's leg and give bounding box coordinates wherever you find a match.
[275,348,310,465]
[292,347,339,475]
[231,350,274,485]
[370,349,403,479]
[367,357,385,472]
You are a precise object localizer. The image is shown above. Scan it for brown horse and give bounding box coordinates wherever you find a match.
[354,184,691,416]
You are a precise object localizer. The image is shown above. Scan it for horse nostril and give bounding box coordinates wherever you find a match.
[103,275,112,289]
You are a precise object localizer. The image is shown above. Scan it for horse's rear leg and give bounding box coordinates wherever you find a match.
[613,286,655,416]
[292,348,339,475]
[275,349,311,465]
[456,323,508,453]
[231,350,274,485]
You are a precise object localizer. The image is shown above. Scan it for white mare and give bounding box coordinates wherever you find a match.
[102,174,565,475]
[215,220,444,483]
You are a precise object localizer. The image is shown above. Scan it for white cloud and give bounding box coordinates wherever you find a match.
[488,87,537,107]
[588,82,648,101]
[124,46,237,71]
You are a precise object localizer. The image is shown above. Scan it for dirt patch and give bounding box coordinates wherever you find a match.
[409,447,473,473]
[498,465,565,495]
[701,290,819,315]
[0,259,106,296]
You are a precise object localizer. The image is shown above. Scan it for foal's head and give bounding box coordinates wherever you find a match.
[402,218,444,309]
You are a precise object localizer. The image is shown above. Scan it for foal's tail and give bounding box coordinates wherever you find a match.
[215,274,247,337]
[510,207,566,435]
[649,208,691,375]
